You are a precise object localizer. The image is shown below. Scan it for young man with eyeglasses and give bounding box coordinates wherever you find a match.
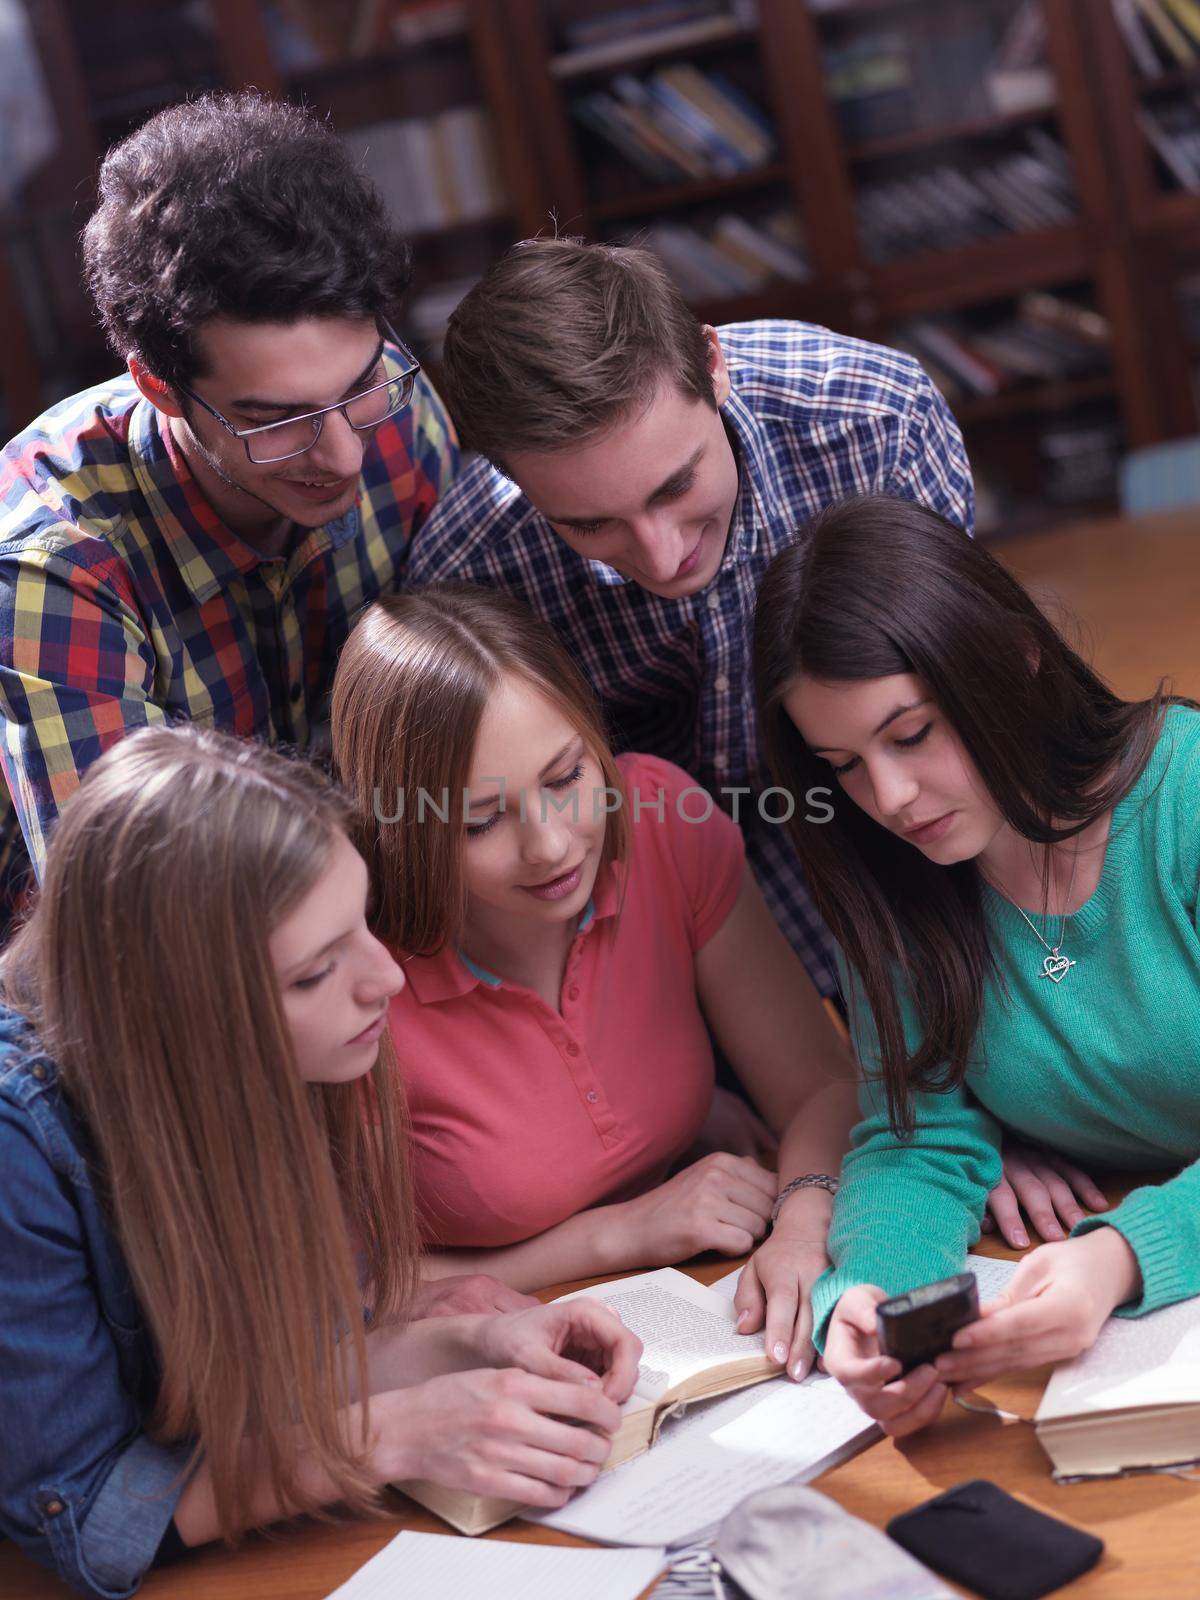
[0,92,457,932]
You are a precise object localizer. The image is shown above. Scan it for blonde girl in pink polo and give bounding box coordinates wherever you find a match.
[332,585,858,1381]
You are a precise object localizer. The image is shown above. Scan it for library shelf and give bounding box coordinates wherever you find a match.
[550,16,756,81]
[848,104,1059,166]
[870,223,1092,321]
[588,163,791,225]
[954,372,1117,427]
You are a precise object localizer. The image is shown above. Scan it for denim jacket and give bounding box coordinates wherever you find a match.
[0,1008,193,1597]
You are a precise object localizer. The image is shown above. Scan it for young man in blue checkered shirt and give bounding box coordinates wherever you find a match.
[407,238,973,998]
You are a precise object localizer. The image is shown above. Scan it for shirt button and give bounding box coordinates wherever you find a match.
[713,754,728,772]
[706,591,721,611]
[565,1041,580,1057]
[586,1090,598,1104]
[566,984,580,1002]
[44,1499,64,1517]
[714,674,729,693]
[290,682,303,703]
[31,1064,47,1081]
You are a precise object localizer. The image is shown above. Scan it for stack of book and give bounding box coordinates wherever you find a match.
[341,108,506,236]
[898,292,1111,400]
[1111,0,1200,74]
[825,1,1052,146]
[553,0,758,76]
[639,206,809,302]
[1139,96,1200,190]
[858,130,1078,262]
[572,64,776,184]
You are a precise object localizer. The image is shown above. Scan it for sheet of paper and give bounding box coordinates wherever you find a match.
[532,1371,878,1546]
[561,1268,763,1399]
[324,1530,665,1599]
[1039,1290,1200,1417]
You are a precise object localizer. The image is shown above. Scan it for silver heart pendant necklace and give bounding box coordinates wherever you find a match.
[1014,843,1080,984]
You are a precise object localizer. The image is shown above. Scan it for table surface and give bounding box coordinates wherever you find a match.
[5,506,1200,1599]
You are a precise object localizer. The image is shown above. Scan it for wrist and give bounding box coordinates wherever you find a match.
[1076,1225,1142,1311]
[590,1202,635,1274]
[772,1185,834,1241]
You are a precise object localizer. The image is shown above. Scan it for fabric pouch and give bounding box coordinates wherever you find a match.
[887,1479,1103,1600]
[705,1483,953,1599]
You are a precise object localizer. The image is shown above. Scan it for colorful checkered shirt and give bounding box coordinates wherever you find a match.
[0,365,458,926]
[408,322,973,996]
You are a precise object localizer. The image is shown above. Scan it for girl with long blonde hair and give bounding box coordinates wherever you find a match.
[0,725,638,1598]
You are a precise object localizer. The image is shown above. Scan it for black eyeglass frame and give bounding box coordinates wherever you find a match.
[175,321,421,464]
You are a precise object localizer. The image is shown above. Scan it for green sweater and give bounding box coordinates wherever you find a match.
[812,704,1200,1348]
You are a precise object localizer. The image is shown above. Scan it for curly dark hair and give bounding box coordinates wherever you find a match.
[81,91,412,389]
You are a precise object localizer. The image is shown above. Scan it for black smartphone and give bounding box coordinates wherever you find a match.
[875,1272,979,1374]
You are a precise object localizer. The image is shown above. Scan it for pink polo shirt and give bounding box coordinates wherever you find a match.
[390,752,746,1248]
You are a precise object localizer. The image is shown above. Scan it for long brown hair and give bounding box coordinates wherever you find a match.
[331,584,629,952]
[1,727,417,1540]
[753,495,1173,1135]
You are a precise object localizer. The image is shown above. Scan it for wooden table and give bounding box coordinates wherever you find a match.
[5,506,1199,1598]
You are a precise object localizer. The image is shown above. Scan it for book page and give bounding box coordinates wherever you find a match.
[1038,1292,1200,1418]
[560,1268,765,1399]
[532,1372,878,1547]
[324,1531,665,1599]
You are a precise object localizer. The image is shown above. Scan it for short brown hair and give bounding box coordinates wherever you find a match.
[331,584,629,953]
[442,237,715,466]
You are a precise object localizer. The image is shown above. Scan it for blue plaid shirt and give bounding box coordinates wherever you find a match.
[408,322,973,995]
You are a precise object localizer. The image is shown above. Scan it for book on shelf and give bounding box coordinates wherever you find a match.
[1163,0,1200,47]
[1112,0,1165,75]
[343,107,506,235]
[636,206,808,303]
[1138,100,1200,190]
[1135,0,1198,65]
[858,131,1077,262]
[573,63,775,184]
[900,295,1111,401]
[396,1268,778,1536]
[1036,1291,1200,1479]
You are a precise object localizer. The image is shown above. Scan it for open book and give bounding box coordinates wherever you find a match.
[396,1268,777,1534]
[1036,1291,1200,1479]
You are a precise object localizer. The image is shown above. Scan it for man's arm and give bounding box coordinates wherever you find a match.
[0,547,162,876]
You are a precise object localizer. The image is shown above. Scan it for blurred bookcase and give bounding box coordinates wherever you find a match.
[3,0,1200,535]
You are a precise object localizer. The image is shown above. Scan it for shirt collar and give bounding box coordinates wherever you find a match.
[126,398,360,605]
[401,862,623,1006]
[716,354,790,567]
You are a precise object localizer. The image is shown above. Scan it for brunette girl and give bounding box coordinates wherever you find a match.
[753,493,1200,1437]
[0,727,638,1598]
[332,585,862,1381]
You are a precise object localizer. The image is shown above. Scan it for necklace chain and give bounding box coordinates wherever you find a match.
[1013,844,1080,983]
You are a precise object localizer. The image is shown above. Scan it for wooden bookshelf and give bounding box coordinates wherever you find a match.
[3,0,1198,534]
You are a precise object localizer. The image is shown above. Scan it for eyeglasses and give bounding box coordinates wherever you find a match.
[176,323,421,465]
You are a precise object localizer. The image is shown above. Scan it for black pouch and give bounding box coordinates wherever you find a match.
[887,1480,1103,1600]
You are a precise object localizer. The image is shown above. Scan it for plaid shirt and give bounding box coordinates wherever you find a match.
[0,366,457,924]
[408,322,973,996]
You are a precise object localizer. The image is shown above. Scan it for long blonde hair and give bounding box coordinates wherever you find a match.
[331,584,629,952]
[1,726,417,1540]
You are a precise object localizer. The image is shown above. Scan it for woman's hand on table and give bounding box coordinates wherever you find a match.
[372,1366,624,1507]
[476,1302,643,1403]
[603,1152,776,1265]
[985,1140,1110,1248]
[734,1186,833,1381]
[823,1285,949,1437]
[410,1273,539,1320]
[935,1229,1141,1390]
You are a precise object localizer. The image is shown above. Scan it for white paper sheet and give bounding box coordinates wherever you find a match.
[324,1531,665,1599]
[532,1371,877,1546]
